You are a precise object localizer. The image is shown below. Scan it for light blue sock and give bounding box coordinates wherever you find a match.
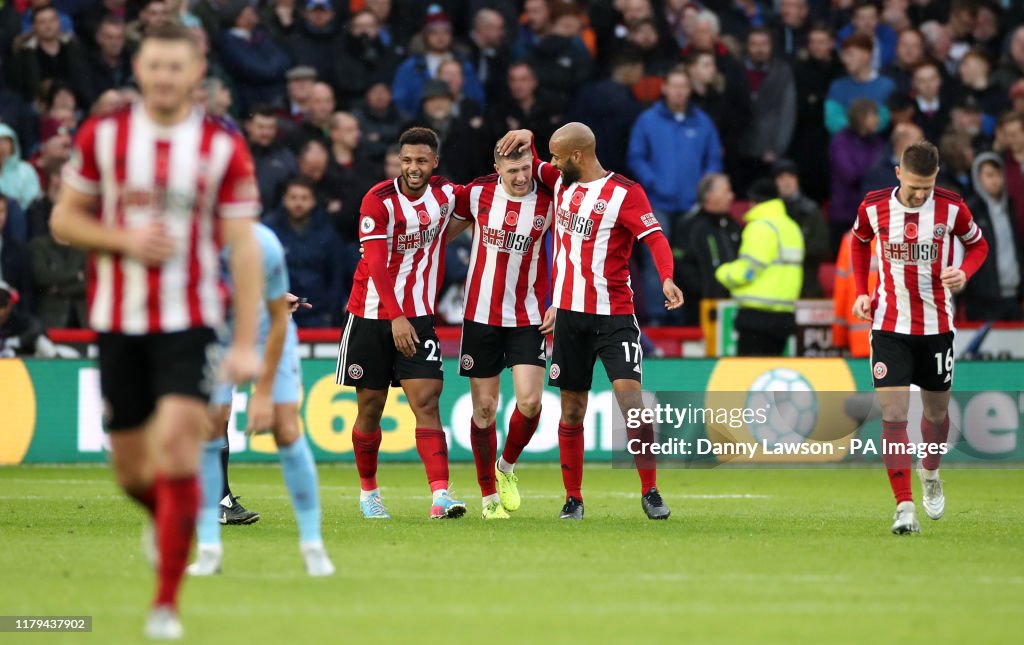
[197,438,224,547]
[278,437,322,544]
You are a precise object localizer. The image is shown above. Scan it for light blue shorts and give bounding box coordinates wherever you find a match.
[211,327,301,406]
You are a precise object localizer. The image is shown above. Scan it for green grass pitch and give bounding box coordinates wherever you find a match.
[2,464,1023,644]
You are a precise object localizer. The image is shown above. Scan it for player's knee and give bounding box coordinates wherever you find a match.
[517,394,542,419]
[560,400,586,426]
[359,392,388,421]
[115,468,149,494]
[473,396,498,425]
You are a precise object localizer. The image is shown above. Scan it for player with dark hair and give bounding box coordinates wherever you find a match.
[445,143,554,519]
[50,22,263,639]
[498,123,684,521]
[335,126,530,519]
[851,140,989,534]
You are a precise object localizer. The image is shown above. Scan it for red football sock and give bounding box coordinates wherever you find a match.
[126,483,157,517]
[558,422,584,500]
[920,415,950,471]
[470,420,497,496]
[154,474,199,609]
[352,427,382,491]
[628,422,657,493]
[502,405,541,465]
[882,420,913,504]
[415,428,449,492]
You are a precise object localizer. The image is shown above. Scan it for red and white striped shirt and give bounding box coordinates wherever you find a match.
[348,177,457,319]
[852,186,984,334]
[62,103,259,334]
[536,162,663,315]
[454,174,553,326]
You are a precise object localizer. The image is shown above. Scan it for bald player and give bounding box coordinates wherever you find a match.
[498,124,684,520]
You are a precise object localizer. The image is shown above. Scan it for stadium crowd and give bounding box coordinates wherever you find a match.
[1,0,1023,343]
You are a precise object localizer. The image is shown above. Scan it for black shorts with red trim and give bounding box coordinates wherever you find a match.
[548,309,642,391]
[869,330,954,391]
[458,319,546,378]
[335,313,443,389]
[98,327,219,431]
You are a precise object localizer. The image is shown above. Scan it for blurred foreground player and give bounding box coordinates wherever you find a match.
[189,223,333,577]
[499,124,684,520]
[335,127,469,519]
[447,143,554,519]
[51,24,263,639]
[850,140,989,535]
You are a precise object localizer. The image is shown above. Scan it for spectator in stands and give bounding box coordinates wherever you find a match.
[90,89,132,117]
[993,25,1024,92]
[0,196,33,314]
[946,0,977,67]
[971,2,1002,59]
[1011,81,1024,116]
[685,50,749,181]
[126,0,171,47]
[486,62,563,158]
[285,81,335,152]
[334,9,401,107]
[881,27,926,96]
[736,27,797,193]
[682,9,748,107]
[260,0,301,43]
[862,121,924,193]
[0,126,41,211]
[275,64,317,150]
[567,51,643,174]
[963,152,1023,321]
[326,111,380,240]
[8,5,89,105]
[465,8,509,104]
[265,176,343,327]
[198,76,235,121]
[718,0,771,44]
[773,159,828,298]
[216,0,292,114]
[25,162,60,240]
[295,139,344,223]
[29,195,86,329]
[437,59,483,120]
[0,280,47,357]
[919,20,955,77]
[790,23,843,202]
[628,65,721,324]
[86,15,132,105]
[937,131,975,199]
[351,81,406,165]
[958,48,1010,132]
[947,95,990,151]
[287,0,345,94]
[526,2,594,103]
[674,173,741,326]
[825,33,893,135]
[75,0,128,51]
[910,60,950,143]
[514,0,551,59]
[29,120,71,192]
[775,0,810,59]
[405,80,487,184]
[245,104,297,214]
[383,143,401,179]
[626,16,680,81]
[391,6,484,115]
[0,59,37,158]
[837,1,896,71]
[828,97,885,252]
[18,0,74,36]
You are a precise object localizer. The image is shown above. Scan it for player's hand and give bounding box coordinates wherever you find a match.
[244,390,274,435]
[285,293,313,313]
[852,295,872,322]
[123,220,176,266]
[940,267,967,293]
[539,306,556,335]
[663,279,684,310]
[496,129,533,156]
[392,315,419,357]
[220,344,262,385]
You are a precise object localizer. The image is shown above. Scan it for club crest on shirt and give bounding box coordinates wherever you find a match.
[873,362,887,379]
[505,210,519,226]
[417,210,431,225]
[904,222,918,240]
[593,199,607,214]
[360,216,375,234]
[933,224,947,238]
[641,212,658,227]
[533,215,545,231]
[460,354,474,370]
[348,364,364,380]
[439,203,449,217]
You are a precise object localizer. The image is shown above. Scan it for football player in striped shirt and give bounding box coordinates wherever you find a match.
[335,128,538,519]
[446,144,554,519]
[850,140,989,534]
[498,124,684,521]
